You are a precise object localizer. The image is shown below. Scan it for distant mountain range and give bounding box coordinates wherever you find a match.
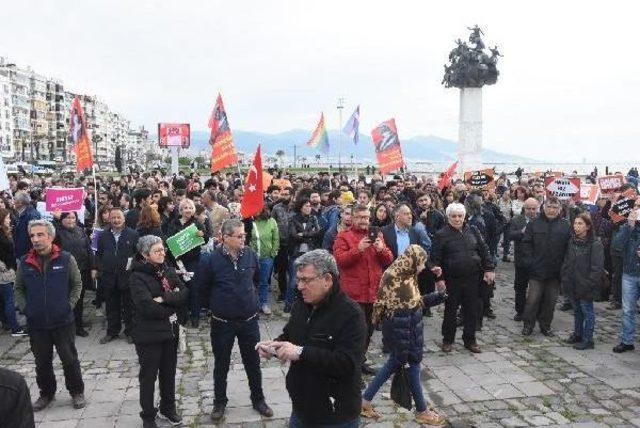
[181,129,536,163]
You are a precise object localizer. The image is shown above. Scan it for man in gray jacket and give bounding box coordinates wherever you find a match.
[271,188,293,301]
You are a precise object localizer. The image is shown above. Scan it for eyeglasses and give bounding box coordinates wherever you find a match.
[229,233,246,239]
[151,248,166,254]
[296,275,322,285]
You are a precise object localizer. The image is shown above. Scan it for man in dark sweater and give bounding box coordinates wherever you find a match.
[200,218,273,423]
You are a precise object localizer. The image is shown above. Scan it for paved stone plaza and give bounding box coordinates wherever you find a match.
[2,262,640,427]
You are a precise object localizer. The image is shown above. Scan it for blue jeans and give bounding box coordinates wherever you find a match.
[285,256,297,309]
[620,274,640,344]
[571,298,595,343]
[362,355,427,412]
[289,411,359,428]
[257,257,274,307]
[0,283,19,332]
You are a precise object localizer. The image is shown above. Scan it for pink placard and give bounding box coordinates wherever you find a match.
[45,188,84,212]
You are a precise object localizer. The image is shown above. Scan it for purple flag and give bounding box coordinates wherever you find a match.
[342,105,360,145]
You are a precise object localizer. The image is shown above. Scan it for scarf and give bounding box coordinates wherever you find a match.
[372,244,426,324]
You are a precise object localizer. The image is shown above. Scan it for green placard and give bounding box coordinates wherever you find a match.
[166,224,205,258]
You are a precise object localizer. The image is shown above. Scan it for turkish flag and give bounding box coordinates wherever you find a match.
[240,145,264,219]
[438,160,459,191]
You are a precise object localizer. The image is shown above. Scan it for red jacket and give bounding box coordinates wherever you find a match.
[333,227,393,303]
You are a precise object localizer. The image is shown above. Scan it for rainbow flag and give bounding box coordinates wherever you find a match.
[307,113,330,154]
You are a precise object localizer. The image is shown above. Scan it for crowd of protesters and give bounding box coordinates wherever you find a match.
[0,165,639,427]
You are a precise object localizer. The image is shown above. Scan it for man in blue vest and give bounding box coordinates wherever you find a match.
[14,219,85,412]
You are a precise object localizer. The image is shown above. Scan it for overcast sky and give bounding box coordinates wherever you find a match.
[1,1,638,162]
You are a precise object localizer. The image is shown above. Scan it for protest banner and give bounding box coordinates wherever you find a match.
[463,169,495,190]
[37,202,85,224]
[166,224,205,258]
[580,184,600,205]
[597,175,625,193]
[610,188,638,224]
[45,187,84,211]
[544,176,581,201]
[371,119,405,174]
[158,123,191,148]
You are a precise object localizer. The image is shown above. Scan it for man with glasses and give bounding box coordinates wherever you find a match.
[256,249,366,428]
[521,196,571,336]
[199,219,273,423]
[334,204,393,373]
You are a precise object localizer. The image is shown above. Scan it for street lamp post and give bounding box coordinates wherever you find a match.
[337,97,344,171]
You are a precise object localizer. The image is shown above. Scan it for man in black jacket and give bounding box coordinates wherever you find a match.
[96,208,139,344]
[199,219,273,423]
[521,197,571,336]
[256,249,366,427]
[508,198,540,320]
[125,188,152,229]
[431,203,495,353]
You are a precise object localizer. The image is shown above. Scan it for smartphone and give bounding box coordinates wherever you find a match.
[368,226,379,242]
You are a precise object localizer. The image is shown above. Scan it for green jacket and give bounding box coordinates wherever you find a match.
[250,218,280,259]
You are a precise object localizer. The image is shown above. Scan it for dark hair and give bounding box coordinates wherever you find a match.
[545,196,561,206]
[133,188,152,205]
[157,196,173,215]
[267,185,281,193]
[59,211,78,221]
[175,189,187,198]
[294,197,311,213]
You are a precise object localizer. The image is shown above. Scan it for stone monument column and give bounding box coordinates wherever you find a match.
[458,87,483,172]
[442,25,501,175]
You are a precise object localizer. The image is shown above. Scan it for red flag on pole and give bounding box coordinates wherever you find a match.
[438,160,459,191]
[69,97,94,172]
[240,145,264,219]
[208,93,238,172]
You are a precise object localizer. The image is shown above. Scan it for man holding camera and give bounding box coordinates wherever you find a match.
[334,204,393,373]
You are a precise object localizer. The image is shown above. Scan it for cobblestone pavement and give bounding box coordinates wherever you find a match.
[3,261,640,427]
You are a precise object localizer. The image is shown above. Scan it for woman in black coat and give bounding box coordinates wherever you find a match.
[130,235,188,428]
[562,212,604,350]
[53,210,96,337]
[286,198,322,312]
[163,198,208,327]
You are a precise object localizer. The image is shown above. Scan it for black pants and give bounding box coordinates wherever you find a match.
[523,278,560,331]
[29,323,84,398]
[274,244,289,299]
[442,276,480,346]
[514,266,529,315]
[73,270,92,330]
[611,249,623,304]
[135,337,178,420]
[104,286,133,337]
[477,281,494,326]
[210,317,264,406]
[358,303,374,353]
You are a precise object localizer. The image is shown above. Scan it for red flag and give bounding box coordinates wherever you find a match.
[69,97,94,172]
[371,119,405,174]
[240,145,264,219]
[437,160,459,191]
[208,93,238,172]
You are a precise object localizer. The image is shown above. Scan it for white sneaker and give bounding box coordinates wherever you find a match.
[261,305,272,315]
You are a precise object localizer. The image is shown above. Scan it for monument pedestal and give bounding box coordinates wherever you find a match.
[458,87,483,173]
